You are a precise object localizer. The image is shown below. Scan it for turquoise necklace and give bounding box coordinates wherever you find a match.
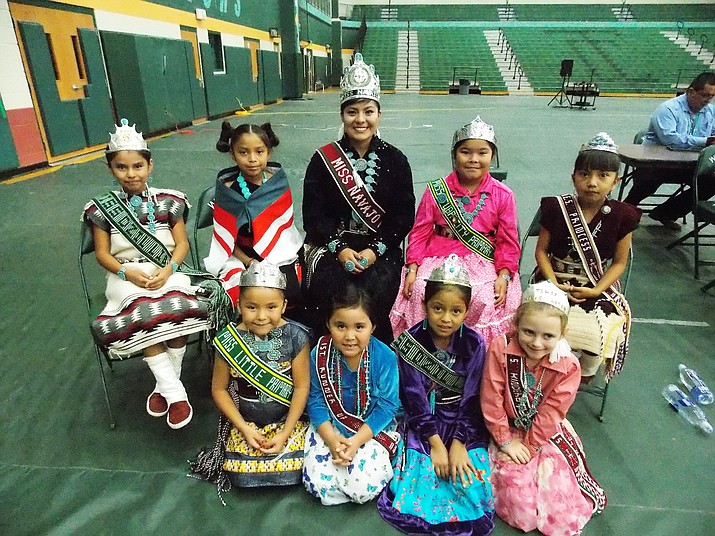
[346,150,379,192]
[124,189,156,234]
[236,171,266,199]
[455,192,488,224]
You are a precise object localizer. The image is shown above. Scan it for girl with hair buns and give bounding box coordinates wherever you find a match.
[533,132,640,382]
[302,53,415,344]
[205,122,304,312]
[391,116,521,347]
[481,282,606,536]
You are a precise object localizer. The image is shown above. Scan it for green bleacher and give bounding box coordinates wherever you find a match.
[503,27,712,94]
[360,27,398,90]
[417,28,506,92]
[349,4,499,21]
[630,3,715,21]
[512,4,621,21]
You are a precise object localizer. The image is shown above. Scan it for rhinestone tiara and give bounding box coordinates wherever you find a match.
[580,132,619,154]
[339,53,380,105]
[107,118,148,153]
[427,254,471,288]
[452,115,497,150]
[239,260,287,290]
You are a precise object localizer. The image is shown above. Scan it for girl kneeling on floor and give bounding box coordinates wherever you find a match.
[190,261,310,497]
[378,254,495,536]
[303,284,400,505]
[481,281,606,536]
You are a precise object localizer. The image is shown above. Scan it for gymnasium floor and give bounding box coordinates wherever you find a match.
[1,92,713,535]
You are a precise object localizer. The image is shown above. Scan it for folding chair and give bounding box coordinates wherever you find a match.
[665,145,715,290]
[191,185,215,269]
[491,152,508,182]
[518,207,633,422]
[79,216,205,429]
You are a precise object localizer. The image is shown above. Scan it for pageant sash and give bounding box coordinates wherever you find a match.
[505,346,540,431]
[92,192,175,269]
[315,336,397,457]
[391,331,465,393]
[428,178,495,261]
[549,424,608,514]
[556,194,631,379]
[316,142,385,232]
[213,323,293,407]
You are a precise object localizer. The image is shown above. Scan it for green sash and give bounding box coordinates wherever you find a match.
[91,191,233,330]
[213,323,293,407]
[428,178,495,261]
[392,331,465,393]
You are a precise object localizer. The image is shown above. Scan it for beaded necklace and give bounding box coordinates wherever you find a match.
[455,191,488,224]
[330,344,371,418]
[236,171,267,199]
[513,364,545,431]
[123,188,157,234]
[243,326,284,364]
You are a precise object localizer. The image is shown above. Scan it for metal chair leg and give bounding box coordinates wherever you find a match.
[598,381,609,422]
[94,344,117,429]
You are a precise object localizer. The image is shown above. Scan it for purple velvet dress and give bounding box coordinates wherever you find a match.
[377,322,495,535]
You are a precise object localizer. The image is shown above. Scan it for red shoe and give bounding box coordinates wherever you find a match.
[146,390,168,417]
[167,400,193,429]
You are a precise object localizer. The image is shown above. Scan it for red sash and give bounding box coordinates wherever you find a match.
[315,336,397,457]
[557,194,631,379]
[316,142,385,232]
[549,424,607,514]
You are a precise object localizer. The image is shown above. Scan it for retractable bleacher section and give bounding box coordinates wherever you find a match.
[353,3,714,95]
[360,27,398,91]
[417,28,506,93]
[503,27,712,94]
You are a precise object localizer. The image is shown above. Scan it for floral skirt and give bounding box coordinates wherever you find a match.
[489,419,600,536]
[224,420,308,488]
[377,438,495,535]
[302,424,398,505]
[390,253,521,347]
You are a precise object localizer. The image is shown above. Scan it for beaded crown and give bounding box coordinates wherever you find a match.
[452,116,497,150]
[240,260,287,290]
[580,132,618,154]
[340,53,380,105]
[521,281,570,315]
[107,118,148,153]
[427,254,471,288]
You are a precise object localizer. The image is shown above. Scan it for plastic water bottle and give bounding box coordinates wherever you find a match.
[662,384,713,434]
[678,364,714,405]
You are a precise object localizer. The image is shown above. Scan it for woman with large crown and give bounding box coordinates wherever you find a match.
[301,53,415,343]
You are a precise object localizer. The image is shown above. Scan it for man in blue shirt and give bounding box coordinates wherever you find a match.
[624,72,715,230]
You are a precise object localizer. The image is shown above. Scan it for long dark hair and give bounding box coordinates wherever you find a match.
[216,121,280,153]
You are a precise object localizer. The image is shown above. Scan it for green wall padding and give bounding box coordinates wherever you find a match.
[77,28,114,146]
[0,95,19,172]
[202,44,258,116]
[101,31,148,131]
[260,50,281,103]
[183,41,207,119]
[18,21,86,155]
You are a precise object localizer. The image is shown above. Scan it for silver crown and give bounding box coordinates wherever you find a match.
[521,281,570,315]
[427,254,471,288]
[107,118,148,153]
[340,53,380,105]
[580,132,618,154]
[239,260,287,290]
[452,116,497,150]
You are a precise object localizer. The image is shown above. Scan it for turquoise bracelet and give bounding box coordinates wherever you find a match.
[117,267,127,281]
[170,261,179,273]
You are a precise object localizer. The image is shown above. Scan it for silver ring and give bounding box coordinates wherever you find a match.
[344,260,355,272]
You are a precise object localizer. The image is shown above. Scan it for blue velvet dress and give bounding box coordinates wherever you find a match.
[377,322,495,535]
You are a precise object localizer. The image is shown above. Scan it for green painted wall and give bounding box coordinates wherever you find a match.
[300,9,332,46]
[151,0,280,29]
[259,50,282,103]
